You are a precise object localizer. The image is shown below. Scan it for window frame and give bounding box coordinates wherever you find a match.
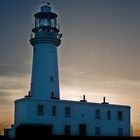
[118,111,123,121]
[64,125,71,135]
[107,110,111,120]
[37,104,44,115]
[118,128,123,136]
[95,109,101,119]
[50,76,54,83]
[95,127,101,136]
[52,106,56,116]
[65,107,71,117]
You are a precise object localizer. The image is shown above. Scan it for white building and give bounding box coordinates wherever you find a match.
[4,3,131,139]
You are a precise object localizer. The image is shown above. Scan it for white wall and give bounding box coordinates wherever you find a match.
[14,97,130,136]
[30,43,60,99]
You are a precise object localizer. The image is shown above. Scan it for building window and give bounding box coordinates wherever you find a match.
[95,127,100,136]
[118,128,123,136]
[37,104,44,115]
[65,107,71,117]
[64,125,70,135]
[107,110,111,120]
[118,111,123,121]
[52,106,56,116]
[95,109,100,119]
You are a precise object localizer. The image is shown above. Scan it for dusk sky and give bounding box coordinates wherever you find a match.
[0,0,140,136]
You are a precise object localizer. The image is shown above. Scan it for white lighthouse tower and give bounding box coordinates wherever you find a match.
[30,3,61,99]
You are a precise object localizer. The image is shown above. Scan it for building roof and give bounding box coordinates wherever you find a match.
[15,97,130,109]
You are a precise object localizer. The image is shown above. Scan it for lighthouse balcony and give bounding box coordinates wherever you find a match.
[32,25,60,33]
[30,34,61,46]
[30,31,61,39]
[30,26,62,44]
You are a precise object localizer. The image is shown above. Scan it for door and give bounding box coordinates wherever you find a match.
[16,124,52,139]
[79,124,86,136]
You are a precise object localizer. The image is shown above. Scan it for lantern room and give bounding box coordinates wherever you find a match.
[32,3,60,34]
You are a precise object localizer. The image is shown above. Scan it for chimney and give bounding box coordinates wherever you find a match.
[102,97,109,104]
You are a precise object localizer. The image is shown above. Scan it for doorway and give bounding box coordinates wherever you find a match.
[79,124,86,136]
[16,124,52,139]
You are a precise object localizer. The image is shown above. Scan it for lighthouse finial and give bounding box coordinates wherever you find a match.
[41,0,51,5]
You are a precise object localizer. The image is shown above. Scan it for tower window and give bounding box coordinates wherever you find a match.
[95,127,100,136]
[52,106,56,116]
[118,111,123,121]
[50,76,54,82]
[65,107,71,117]
[34,47,36,54]
[64,125,70,135]
[107,110,111,120]
[118,128,123,136]
[51,92,54,99]
[95,109,100,119]
[37,104,44,115]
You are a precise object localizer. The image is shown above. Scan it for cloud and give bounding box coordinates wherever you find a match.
[0,75,30,90]
[0,74,30,113]
[59,65,140,111]
[0,74,31,134]
[60,66,140,94]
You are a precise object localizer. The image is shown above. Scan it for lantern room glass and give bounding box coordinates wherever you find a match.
[35,17,57,28]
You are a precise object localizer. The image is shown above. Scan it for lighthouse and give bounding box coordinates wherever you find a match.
[4,3,130,139]
[30,3,62,99]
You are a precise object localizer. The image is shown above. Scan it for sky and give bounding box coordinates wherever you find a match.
[0,0,140,136]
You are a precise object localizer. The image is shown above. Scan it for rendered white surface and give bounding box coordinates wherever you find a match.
[14,98,130,136]
[30,43,59,99]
